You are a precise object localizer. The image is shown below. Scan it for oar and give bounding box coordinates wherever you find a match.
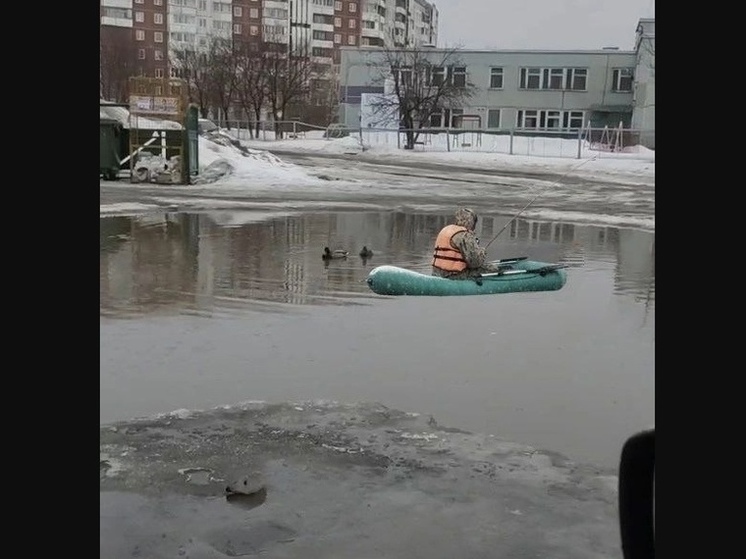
[473,264,570,285]
[480,263,571,278]
[489,256,528,266]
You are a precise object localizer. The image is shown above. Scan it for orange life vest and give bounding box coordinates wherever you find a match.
[432,224,468,272]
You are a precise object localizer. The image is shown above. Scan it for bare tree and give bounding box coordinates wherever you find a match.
[100,32,136,102]
[235,43,269,138]
[367,46,476,149]
[171,45,212,118]
[264,41,312,138]
[205,36,239,127]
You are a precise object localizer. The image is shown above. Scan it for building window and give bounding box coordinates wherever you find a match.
[545,110,561,128]
[138,48,146,59]
[312,47,333,57]
[135,11,144,22]
[612,68,634,92]
[155,68,164,78]
[348,19,356,28]
[519,67,588,90]
[431,66,444,86]
[313,13,334,24]
[199,18,206,27]
[489,67,503,89]
[334,33,341,43]
[250,25,259,35]
[348,35,356,45]
[547,68,563,90]
[450,66,466,87]
[517,110,538,128]
[335,1,342,10]
[563,111,584,129]
[487,109,500,128]
[430,112,442,127]
[349,2,357,11]
[134,0,143,3]
[136,29,145,41]
[154,31,163,43]
[567,68,587,91]
[450,109,464,128]
[233,24,242,34]
[250,8,258,17]
[396,66,412,85]
[154,13,163,24]
[334,17,341,27]
[154,49,163,60]
[234,6,242,17]
[517,109,585,130]
[363,20,375,29]
[154,0,162,5]
[519,68,541,89]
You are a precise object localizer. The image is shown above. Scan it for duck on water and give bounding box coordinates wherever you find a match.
[322,247,349,260]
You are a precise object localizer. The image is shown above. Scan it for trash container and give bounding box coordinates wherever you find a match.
[100,118,123,180]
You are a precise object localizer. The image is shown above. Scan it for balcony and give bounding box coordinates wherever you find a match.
[361,27,384,40]
[101,15,132,28]
[312,55,334,65]
[311,38,334,49]
[265,33,288,44]
[314,4,335,16]
[313,22,334,32]
[101,0,131,8]
[263,17,288,26]
[169,21,195,33]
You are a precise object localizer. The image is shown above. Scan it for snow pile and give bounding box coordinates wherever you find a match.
[194,132,323,187]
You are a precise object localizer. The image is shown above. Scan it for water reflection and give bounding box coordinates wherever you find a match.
[100,209,655,316]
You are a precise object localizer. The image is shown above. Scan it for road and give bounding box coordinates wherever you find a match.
[101,149,654,228]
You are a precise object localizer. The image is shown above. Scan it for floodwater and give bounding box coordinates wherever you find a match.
[100,207,654,471]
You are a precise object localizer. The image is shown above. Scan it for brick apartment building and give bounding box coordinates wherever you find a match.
[100,0,439,104]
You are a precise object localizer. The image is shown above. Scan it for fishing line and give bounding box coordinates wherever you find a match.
[484,155,598,249]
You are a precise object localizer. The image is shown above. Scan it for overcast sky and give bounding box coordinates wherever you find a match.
[435,0,655,50]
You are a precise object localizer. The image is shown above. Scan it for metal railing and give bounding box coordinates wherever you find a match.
[209,121,655,160]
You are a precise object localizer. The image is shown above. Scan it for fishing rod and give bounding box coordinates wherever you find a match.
[484,155,598,249]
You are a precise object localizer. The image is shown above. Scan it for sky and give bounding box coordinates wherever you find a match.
[435,0,655,50]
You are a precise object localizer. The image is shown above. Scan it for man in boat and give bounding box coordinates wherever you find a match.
[432,207,500,279]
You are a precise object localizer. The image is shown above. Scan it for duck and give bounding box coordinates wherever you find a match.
[359,246,374,258]
[322,247,349,260]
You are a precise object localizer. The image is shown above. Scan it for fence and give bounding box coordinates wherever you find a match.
[213,120,655,160]
[214,119,329,141]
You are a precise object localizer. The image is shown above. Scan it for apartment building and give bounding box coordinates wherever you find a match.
[338,18,655,145]
[100,0,438,85]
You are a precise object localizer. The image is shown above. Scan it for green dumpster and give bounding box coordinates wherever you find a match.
[100,118,123,180]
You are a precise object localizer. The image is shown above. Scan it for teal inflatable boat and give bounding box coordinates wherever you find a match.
[366,258,568,297]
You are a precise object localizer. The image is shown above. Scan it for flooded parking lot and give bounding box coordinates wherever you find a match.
[100,207,654,470]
